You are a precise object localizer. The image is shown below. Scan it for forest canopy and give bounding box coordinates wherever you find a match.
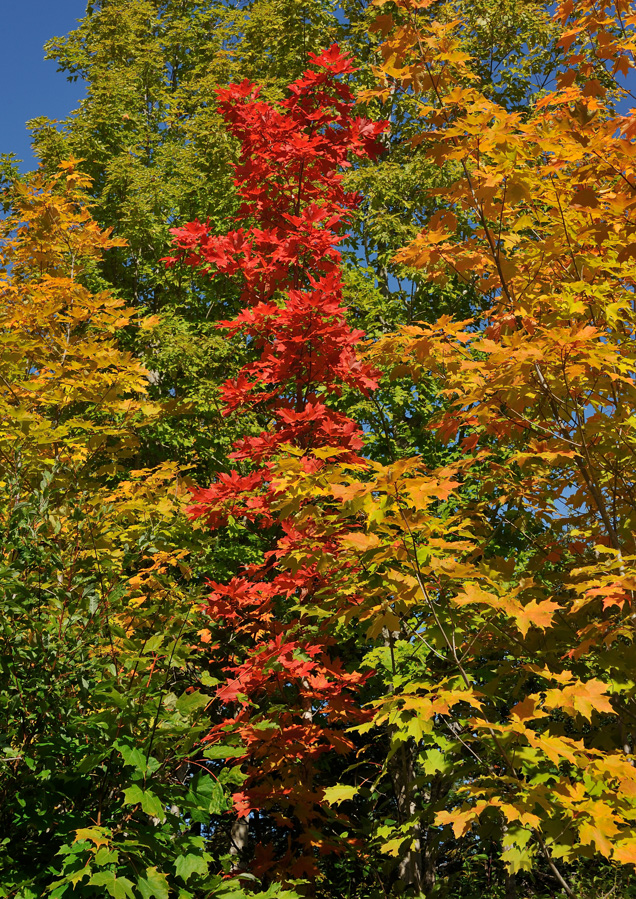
[2,1,636,897]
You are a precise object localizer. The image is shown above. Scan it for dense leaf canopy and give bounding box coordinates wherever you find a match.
[2,0,636,897]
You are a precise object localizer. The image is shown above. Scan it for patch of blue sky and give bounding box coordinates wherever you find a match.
[1,1,86,173]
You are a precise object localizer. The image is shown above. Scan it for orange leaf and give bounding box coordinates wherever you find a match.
[571,187,599,208]
[340,531,382,552]
[613,840,636,865]
[510,695,547,722]
[543,679,614,721]
[513,599,560,638]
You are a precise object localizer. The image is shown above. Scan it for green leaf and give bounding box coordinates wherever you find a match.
[502,843,534,873]
[145,755,162,775]
[175,690,209,716]
[115,740,160,776]
[77,752,107,774]
[122,784,144,806]
[94,846,120,866]
[48,887,70,899]
[122,785,166,821]
[140,790,166,821]
[137,867,169,899]
[422,747,447,775]
[175,852,209,882]
[187,771,226,814]
[88,871,136,899]
[144,635,165,654]
[115,740,147,771]
[67,867,92,886]
[202,745,244,759]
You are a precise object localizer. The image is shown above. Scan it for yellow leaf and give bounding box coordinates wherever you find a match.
[322,785,358,806]
[139,314,161,330]
[380,836,409,857]
[500,804,541,829]
[436,808,474,839]
[74,827,111,849]
[579,820,618,858]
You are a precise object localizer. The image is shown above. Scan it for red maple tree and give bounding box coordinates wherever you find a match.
[167,46,385,877]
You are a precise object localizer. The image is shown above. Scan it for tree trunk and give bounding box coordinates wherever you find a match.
[230,817,249,871]
[383,626,425,891]
[388,740,424,892]
[504,870,517,899]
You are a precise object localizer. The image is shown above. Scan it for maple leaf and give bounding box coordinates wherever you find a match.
[510,695,547,722]
[613,840,636,865]
[543,679,615,721]
[322,785,358,805]
[340,531,382,551]
[74,827,111,850]
[436,807,475,839]
[579,823,616,858]
[513,598,560,638]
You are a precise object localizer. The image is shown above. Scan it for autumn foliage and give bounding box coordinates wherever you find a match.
[305,0,636,886]
[7,0,636,896]
[168,45,386,878]
[166,2,636,890]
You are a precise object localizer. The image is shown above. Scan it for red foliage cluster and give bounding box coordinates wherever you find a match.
[168,46,385,877]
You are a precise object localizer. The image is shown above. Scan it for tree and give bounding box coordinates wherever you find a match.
[263,0,636,894]
[31,0,558,482]
[167,45,386,887]
[0,162,239,899]
[29,0,365,485]
[0,1,620,896]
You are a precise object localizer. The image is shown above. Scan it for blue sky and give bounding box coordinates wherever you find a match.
[1,1,86,172]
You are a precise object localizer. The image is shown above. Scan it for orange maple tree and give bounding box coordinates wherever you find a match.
[264,0,636,891]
